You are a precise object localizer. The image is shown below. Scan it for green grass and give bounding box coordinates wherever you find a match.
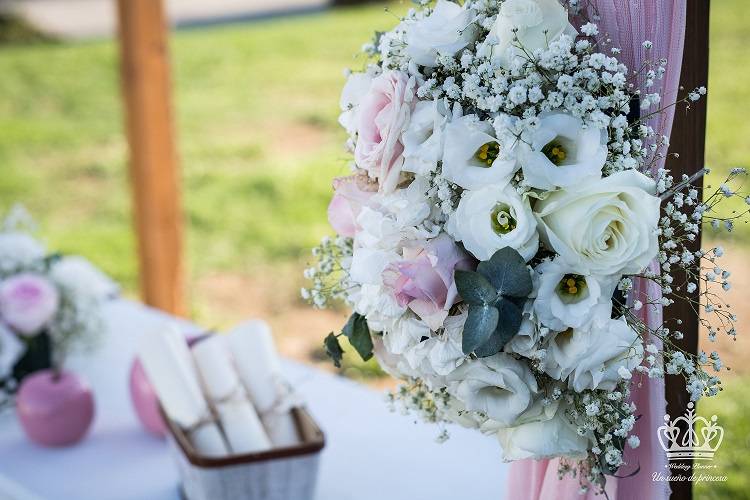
[696,376,750,500]
[0,13,55,45]
[0,4,405,292]
[0,1,747,292]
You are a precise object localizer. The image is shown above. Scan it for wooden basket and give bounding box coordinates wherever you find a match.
[163,407,325,500]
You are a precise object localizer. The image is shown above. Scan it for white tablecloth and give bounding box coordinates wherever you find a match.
[0,300,508,500]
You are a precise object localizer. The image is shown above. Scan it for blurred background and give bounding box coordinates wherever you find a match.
[0,1,747,497]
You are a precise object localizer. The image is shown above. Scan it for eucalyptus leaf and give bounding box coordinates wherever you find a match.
[455,269,497,305]
[477,247,532,298]
[323,333,344,368]
[473,298,522,357]
[342,313,373,362]
[462,304,499,354]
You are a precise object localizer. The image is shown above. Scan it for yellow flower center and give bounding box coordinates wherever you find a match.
[542,140,567,166]
[474,141,501,167]
[558,274,586,298]
[491,203,517,235]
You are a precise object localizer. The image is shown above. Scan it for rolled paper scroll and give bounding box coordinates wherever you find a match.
[192,336,272,454]
[190,422,230,457]
[227,320,300,447]
[137,324,229,456]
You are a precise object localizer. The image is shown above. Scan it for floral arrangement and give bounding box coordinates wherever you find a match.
[0,206,117,402]
[304,0,743,490]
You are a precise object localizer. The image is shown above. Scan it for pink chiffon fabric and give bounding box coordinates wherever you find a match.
[505,2,687,499]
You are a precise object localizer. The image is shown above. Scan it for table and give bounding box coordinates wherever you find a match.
[0,300,509,500]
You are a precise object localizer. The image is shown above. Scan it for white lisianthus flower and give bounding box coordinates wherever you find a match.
[535,169,661,275]
[402,100,450,176]
[532,257,617,331]
[442,114,518,190]
[441,397,483,430]
[542,314,644,392]
[447,353,537,426]
[490,0,577,68]
[448,184,539,261]
[503,315,539,358]
[338,70,376,136]
[405,0,478,67]
[519,112,607,190]
[495,403,589,461]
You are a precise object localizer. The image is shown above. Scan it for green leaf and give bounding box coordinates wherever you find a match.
[324,333,344,368]
[462,304,499,355]
[477,247,532,298]
[455,269,497,305]
[474,298,522,357]
[342,313,373,362]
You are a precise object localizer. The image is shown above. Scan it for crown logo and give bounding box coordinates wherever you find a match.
[657,402,724,460]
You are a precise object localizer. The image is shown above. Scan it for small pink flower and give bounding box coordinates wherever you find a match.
[354,71,417,193]
[0,274,59,336]
[327,175,377,237]
[383,234,474,330]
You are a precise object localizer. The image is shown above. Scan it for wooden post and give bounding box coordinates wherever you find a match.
[663,2,710,499]
[117,0,186,315]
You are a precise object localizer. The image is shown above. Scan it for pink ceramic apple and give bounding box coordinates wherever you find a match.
[16,369,95,447]
[128,358,167,437]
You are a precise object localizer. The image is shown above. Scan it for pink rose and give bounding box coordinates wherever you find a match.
[327,175,377,237]
[383,234,474,330]
[354,71,417,193]
[0,274,59,336]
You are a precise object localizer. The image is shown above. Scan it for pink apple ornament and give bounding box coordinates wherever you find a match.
[128,358,167,437]
[16,369,95,447]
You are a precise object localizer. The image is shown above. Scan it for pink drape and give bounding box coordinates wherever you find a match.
[506,2,686,499]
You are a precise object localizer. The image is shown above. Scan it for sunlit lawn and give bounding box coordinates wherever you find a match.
[0,4,407,294]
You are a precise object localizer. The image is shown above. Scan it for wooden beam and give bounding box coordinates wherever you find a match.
[117,0,186,316]
[664,2,710,499]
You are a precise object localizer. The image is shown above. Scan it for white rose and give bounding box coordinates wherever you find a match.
[372,333,419,380]
[351,283,405,331]
[542,314,644,392]
[425,311,467,376]
[496,403,589,461]
[442,114,518,190]
[532,257,617,331]
[384,314,431,356]
[354,71,417,193]
[519,112,607,190]
[447,353,537,426]
[449,184,539,262]
[388,312,467,385]
[490,0,577,68]
[338,70,376,136]
[402,100,449,176]
[535,169,661,275]
[50,256,118,300]
[405,0,478,67]
[349,247,397,285]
